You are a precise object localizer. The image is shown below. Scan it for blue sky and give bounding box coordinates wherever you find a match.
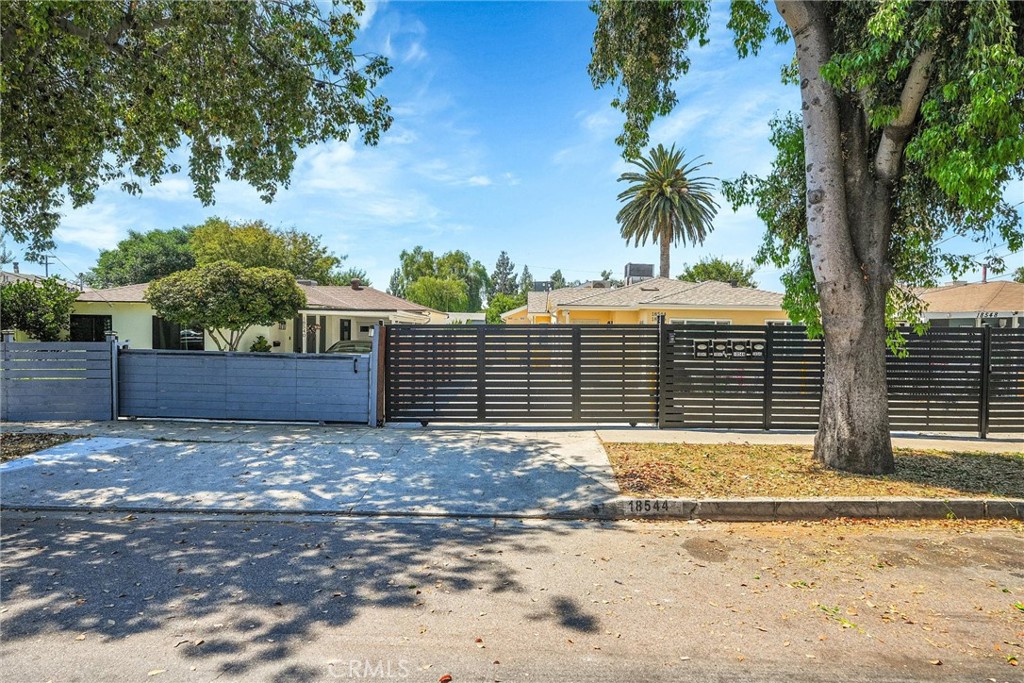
[15,0,1023,290]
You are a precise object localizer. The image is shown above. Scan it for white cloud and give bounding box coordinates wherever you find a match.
[359,0,384,29]
[142,177,193,202]
[464,175,492,187]
[403,40,428,64]
[54,201,132,252]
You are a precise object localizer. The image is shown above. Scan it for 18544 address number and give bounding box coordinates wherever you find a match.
[626,500,673,514]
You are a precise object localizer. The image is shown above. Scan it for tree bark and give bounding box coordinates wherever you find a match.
[658,228,671,279]
[777,0,895,474]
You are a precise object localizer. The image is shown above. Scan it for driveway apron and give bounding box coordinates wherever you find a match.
[0,423,619,517]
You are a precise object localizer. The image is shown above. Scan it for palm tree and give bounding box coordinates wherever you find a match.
[616,144,719,279]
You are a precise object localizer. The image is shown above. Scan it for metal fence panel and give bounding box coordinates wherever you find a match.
[660,324,1023,436]
[385,325,659,424]
[1,342,114,421]
[119,350,370,423]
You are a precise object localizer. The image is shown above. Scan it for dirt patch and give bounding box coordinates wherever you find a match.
[681,537,731,563]
[605,443,1024,499]
[1,433,77,463]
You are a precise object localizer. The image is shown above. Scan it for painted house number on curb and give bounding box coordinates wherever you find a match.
[627,500,673,514]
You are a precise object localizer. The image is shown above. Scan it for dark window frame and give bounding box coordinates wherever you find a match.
[70,314,112,342]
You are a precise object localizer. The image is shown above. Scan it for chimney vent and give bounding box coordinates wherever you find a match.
[296,279,318,286]
[12,262,18,274]
[350,278,363,290]
[728,279,738,288]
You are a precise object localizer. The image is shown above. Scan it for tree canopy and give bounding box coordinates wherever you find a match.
[488,251,518,298]
[0,277,81,341]
[1,0,391,257]
[485,293,527,324]
[405,276,469,313]
[85,227,195,287]
[145,260,306,351]
[590,0,1024,474]
[519,265,535,296]
[389,247,489,311]
[86,218,356,286]
[677,257,758,288]
[616,144,719,278]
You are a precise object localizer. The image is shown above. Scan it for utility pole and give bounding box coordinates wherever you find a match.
[41,254,53,277]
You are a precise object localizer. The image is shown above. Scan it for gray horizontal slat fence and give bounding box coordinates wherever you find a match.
[119,350,369,423]
[1,342,114,421]
[385,325,659,423]
[661,324,1023,436]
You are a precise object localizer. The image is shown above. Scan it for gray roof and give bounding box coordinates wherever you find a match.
[560,277,783,309]
[77,282,434,312]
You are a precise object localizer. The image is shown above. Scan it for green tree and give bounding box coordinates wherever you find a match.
[600,269,625,287]
[190,219,288,270]
[677,257,758,288]
[488,251,518,298]
[615,144,719,279]
[0,278,80,341]
[1,0,392,258]
[392,247,488,311]
[519,265,535,296]
[387,269,405,298]
[590,1,1024,474]
[1013,267,1024,284]
[145,261,305,351]
[278,228,346,285]
[485,292,527,324]
[405,276,469,312]
[334,267,371,287]
[190,218,347,283]
[549,270,567,290]
[85,228,195,287]
[436,251,489,312]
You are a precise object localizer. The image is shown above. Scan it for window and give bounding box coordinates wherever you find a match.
[670,319,731,326]
[766,320,792,326]
[70,315,111,342]
[152,317,204,350]
[340,319,352,341]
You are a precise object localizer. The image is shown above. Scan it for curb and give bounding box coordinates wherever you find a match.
[589,497,1024,522]
[2,497,1022,522]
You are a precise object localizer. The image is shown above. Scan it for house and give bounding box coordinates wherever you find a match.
[502,276,788,326]
[919,280,1023,329]
[71,279,444,352]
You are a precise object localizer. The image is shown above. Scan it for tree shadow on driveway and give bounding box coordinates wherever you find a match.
[0,428,619,516]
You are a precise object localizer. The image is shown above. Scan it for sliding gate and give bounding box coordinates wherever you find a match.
[385,325,659,423]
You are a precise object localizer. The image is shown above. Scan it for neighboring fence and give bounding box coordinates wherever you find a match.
[385,325,660,424]
[119,350,372,423]
[0,340,115,421]
[660,324,1024,436]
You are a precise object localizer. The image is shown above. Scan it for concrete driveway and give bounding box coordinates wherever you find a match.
[0,421,619,517]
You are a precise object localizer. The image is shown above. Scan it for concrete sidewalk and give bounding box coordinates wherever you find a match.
[597,426,1023,453]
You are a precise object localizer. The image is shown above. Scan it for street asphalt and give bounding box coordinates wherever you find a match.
[1,510,1021,683]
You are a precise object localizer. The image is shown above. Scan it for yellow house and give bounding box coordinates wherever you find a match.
[502,277,789,326]
[71,280,444,352]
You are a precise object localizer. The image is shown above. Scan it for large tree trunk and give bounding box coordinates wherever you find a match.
[658,232,670,278]
[777,1,895,474]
